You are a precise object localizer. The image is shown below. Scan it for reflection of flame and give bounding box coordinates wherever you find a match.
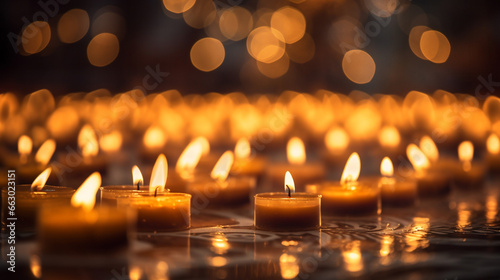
[234,137,251,159]
[405,217,429,252]
[378,125,401,148]
[419,136,439,162]
[406,144,430,173]
[210,256,227,267]
[379,235,394,257]
[30,254,41,278]
[341,153,361,185]
[18,135,33,163]
[284,171,296,194]
[487,134,500,155]
[211,151,234,182]
[211,233,229,254]
[99,131,122,153]
[143,125,166,149]
[132,165,143,187]
[35,139,56,166]
[380,157,393,177]
[458,141,473,172]
[78,124,98,159]
[128,266,143,280]
[342,241,363,273]
[150,154,168,194]
[71,172,102,212]
[486,194,498,224]
[325,127,349,152]
[176,139,203,175]
[31,167,51,191]
[287,137,306,165]
[280,253,300,279]
[457,202,471,232]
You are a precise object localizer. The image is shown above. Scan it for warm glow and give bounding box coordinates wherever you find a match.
[211,151,234,182]
[219,7,253,41]
[380,157,394,177]
[30,254,41,278]
[182,0,216,29]
[457,202,471,232]
[341,153,361,185]
[235,138,251,160]
[284,171,296,194]
[150,154,168,194]
[78,125,98,159]
[143,125,167,149]
[406,144,430,173]
[132,165,143,188]
[247,26,286,63]
[420,30,451,64]
[31,167,51,191]
[87,33,119,67]
[99,131,122,153]
[419,136,439,162]
[35,139,56,166]
[256,53,290,78]
[325,127,350,152]
[342,241,363,272]
[162,0,196,14]
[487,134,500,154]
[190,37,225,72]
[458,141,473,171]
[270,6,306,44]
[409,25,431,60]
[211,233,230,254]
[22,21,51,55]
[486,194,498,224]
[287,33,315,64]
[58,9,89,43]
[379,235,394,257]
[378,125,401,148]
[71,172,102,212]
[342,50,376,84]
[287,137,306,165]
[195,136,210,156]
[18,135,33,163]
[280,253,300,279]
[176,139,203,175]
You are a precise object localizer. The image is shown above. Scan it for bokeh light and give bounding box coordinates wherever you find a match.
[342,50,376,84]
[219,7,254,41]
[247,26,286,63]
[183,0,216,29]
[190,37,225,72]
[409,25,430,60]
[287,33,315,64]
[420,30,451,63]
[256,53,290,79]
[58,9,89,43]
[270,6,306,44]
[22,21,51,55]
[162,0,196,14]
[87,33,120,67]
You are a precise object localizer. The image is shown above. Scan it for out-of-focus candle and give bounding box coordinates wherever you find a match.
[407,144,450,197]
[454,141,485,188]
[322,126,351,167]
[307,153,380,216]
[100,165,150,206]
[378,157,417,208]
[419,135,456,176]
[254,171,321,231]
[230,138,266,178]
[485,133,500,174]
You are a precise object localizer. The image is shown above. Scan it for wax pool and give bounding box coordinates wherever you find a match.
[254,193,321,231]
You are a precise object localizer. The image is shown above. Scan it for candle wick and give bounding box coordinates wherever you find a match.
[286,184,291,198]
[154,186,159,197]
[137,180,143,191]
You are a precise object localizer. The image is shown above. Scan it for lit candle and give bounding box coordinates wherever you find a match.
[1,167,74,234]
[230,137,266,178]
[267,137,325,192]
[38,172,134,255]
[100,165,150,206]
[321,126,351,167]
[454,141,485,188]
[117,155,191,232]
[187,151,256,208]
[168,137,206,192]
[254,171,321,231]
[307,153,380,216]
[485,133,500,174]
[378,157,417,208]
[407,144,451,197]
[419,135,456,177]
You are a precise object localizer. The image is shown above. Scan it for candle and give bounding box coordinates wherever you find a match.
[266,137,325,192]
[419,135,456,177]
[100,165,150,206]
[38,172,134,255]
[230,138,266,178]
[485,133,500,174]
[118,154,191,232]
[321,126,351,167]
[1,168,74,234]
[187,151,256,207]
[454,141,485,189]
[378,157,417,208]
[407,144,450,197]
[307,153,380,216]
[254,171,321,231]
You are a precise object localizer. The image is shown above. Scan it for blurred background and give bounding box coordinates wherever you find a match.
[1,0,500,97]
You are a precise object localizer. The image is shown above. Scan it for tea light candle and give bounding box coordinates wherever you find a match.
[1,168,74,234]
[230,138,266,178]
[454,141,485,188]
[254,171,321,231]
[407,144,450,197]
[100,165,150,206]
[38,172,134,255]
[267,137,325,192]
[187,151,256,207]
[485,133,500,173]
[378,157,417,208]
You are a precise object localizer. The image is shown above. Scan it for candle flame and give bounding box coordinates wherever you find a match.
[78,124,98,158]
[324,127,349,152]
[132,165,143,188]
[31,167,51,191]
[380,157,394,177]
[378,125,401,148]
[211,151,234,182]
[340,152,361,184]
[419,136,439,162]
[143,125,166,149]
[18,135,33,163]
[458,141,473,171]
[287,137,306,165]
[176,138,203,175]
[284,171,295,195]
[35,139,56,166]
[195,136,210,156]
[99,131,122,153]
[406,144,430,173]
[150,154,168,194]
[487,134,500,155]
[30,254,41,279]
[71,172,102,212]
[234,138,251,160]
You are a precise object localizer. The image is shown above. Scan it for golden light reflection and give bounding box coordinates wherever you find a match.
[162,0,196,14]
[378,125,401,149]
[35,139,55,166]
[210,256,228,267]
[78,125,99,160]
[22,21,51,54]
[342,50,376,84]
[405,217,430,252]
[342,241,363,273]
[247,26,286,63]
[30,254,41,278]
[211,151,234,182]
[287,137,306,165]
[419,136,439,162]
[270,6,306,44]
[341,152,361,185]
[457,202,471,232]
[87,33,119,67]
[420,30,451,63]
[31,167,51,191]
[18,135,33,164]
[99,130,122,153]
[211,233,229,254]
[324,126,350,153]
[128,266,143,280]
[379,235,394,257]
[458,141,473,171]
[71,172,102,212]
[381,157,394,177]
[487,134,500,155]
[132,165,144,188]
[58,9,89,43]
[234,138,251,160]
[284,171,295,194]
[143,125,167,149]
[280,253,300,279]
[406,144,430,173]
[150,154,168,194]
[190,37,225,72]
[219,7,253,41]
[486,194,498,224]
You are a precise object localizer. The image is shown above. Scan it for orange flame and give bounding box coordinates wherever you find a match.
[71,172,102,212]
[407,144,430,173]
[378,125,401,148]
[234,138,251,160]
[132,165,143,188]
[31,167,51,191]
[78,125,98,159]
[284,171,295,195]
[150,154,168,194]
[176,138,203,175]
[458,141,473,171]
[35,139,56,166]
[419,136,439,162]
[18,135,33,163]
[380,157,394,177]
[99,131,122,153]
[341,153,361,185]
[324,127,349,152]
[211,151,234,182]
[143,125,167,149]
[487,134,500,155]
[287,137,306,165]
